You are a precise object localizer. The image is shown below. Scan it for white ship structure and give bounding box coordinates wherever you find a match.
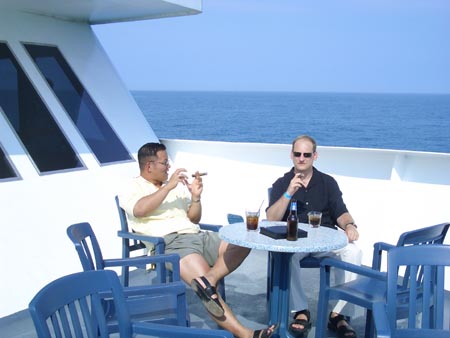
[0,0,449,318]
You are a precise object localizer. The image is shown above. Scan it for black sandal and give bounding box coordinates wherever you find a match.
[253,323,279,338]
[289,309,312,338]
[191,276,224,317]
[327,313,357,338]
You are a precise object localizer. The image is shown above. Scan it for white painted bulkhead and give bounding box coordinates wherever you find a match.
[0,10,158,317]
[1,2,449,320]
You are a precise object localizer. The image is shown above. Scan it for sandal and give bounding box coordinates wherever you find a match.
[327,313,357,338]
[253,323,279,338]
[289,309,312,338]
[191,276,224,317]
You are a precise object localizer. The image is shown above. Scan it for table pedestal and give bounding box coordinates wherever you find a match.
[268,251,294,338]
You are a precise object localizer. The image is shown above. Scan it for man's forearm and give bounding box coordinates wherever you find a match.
[133,186,170,217]
[187,199,202,223]
[266,196,290,221]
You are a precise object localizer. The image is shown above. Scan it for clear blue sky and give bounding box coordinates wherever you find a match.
[93,0,450,94]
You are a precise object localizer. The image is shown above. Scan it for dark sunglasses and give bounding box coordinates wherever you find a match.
[293,152,313,158]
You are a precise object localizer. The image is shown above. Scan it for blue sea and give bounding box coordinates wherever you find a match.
[132,91,450,154]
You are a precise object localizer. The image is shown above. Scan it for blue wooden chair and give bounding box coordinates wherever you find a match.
[66,222,189,331]
[29,270,233,338]
[316,222,450,338]
[372,244,450,338]
[115,195,227,300]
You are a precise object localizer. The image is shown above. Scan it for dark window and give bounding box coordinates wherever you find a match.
[0,43,82,173]
[24,44,132,164]
[0,144,17,180]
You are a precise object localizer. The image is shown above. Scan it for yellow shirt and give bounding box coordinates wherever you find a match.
[119,176,200,238]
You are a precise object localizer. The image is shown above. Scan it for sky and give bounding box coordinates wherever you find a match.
[93,0,450,94]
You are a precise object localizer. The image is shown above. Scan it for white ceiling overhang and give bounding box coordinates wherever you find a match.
[0,0,202,25]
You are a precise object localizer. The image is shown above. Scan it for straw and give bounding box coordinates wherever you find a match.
[257,199,264,215]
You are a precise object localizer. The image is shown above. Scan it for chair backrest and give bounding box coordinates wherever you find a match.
[384,245,450,337]
[115,195,147,253]
[396,223,449,290]
[396,222,449,247]
[29,270,233,338]
[227,213,244,224]
[67,222,106,271]
[29,270,132,338]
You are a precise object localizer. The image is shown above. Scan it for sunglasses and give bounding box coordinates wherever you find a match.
[293,152,313,158]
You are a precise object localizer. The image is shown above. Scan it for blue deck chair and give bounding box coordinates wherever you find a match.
[29,270,233,338]
[372,245,450,338]
[115,195,227,301]
[316,222,450,338]
[66,222,189,332]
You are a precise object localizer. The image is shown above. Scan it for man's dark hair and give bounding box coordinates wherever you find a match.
[138,142,166,171]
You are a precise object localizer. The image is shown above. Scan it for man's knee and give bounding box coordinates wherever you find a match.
[340,243,362,265]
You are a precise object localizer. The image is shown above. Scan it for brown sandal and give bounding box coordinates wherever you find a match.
[327,313,357,338]
[191,276,224,317]
[289,309,311,338]
[253,323,279,338]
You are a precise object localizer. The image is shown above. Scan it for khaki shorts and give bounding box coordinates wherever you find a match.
[164,231,221,267]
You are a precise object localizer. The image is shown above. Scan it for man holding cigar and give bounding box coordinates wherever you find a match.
[120,142,277,338]
[266,135,362,338]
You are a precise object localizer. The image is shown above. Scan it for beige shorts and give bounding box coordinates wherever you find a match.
[164,231,221,267]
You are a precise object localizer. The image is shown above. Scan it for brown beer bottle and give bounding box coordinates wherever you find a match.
[287,199,298,241]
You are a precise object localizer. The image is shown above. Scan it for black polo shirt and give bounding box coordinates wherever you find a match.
[268,167,348,229]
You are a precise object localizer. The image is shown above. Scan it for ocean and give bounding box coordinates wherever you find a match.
[132,91,450,154]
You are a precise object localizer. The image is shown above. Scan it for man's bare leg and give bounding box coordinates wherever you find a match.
[180,250,275,338]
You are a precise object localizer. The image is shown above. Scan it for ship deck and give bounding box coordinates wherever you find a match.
[0,249,373,338]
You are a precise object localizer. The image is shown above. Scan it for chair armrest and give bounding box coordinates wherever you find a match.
[132,322,233,338]
[117,230,164,246]
[99,280,186,298]
[103,253,181,281]
[117,230,165,254]
[372,302,391,338]
[199,223,222,232]
[122,280,186,297]
[320,257,387,281]
[372,242,395,270]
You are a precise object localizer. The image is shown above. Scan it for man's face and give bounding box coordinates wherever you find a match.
[290,139,317,172]
[146,150,170,182]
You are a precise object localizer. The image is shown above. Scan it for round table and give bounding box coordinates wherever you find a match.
[219,221,348,338]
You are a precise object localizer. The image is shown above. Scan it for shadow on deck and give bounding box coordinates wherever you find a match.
[0,249,373,338]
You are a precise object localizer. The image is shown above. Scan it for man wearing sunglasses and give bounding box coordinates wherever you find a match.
[266,135,362,338]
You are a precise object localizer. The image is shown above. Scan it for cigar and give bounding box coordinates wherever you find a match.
[192,172,208,177]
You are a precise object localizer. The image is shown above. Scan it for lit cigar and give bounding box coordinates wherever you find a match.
[192,172,208,177]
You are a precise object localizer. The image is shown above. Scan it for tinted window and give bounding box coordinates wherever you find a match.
[0,143,17,180]
[24,44,132,164]
[0,43,82,173]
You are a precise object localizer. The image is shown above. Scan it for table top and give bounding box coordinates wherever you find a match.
[219,221,348,253]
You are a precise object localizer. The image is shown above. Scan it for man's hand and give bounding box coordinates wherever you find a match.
[189,170,204,199]
[345,224,359,242]
[166,168,188,190]
[287,173,306,196]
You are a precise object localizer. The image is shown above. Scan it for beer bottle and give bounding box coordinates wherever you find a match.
[287,199,298,241]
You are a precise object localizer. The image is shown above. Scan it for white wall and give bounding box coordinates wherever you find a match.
[163,139,450,285]
[0,11,157,317]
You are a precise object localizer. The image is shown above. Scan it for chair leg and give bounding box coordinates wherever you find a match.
[315,266,331,338]
[365,309,374,338]
[121,266,129,287]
